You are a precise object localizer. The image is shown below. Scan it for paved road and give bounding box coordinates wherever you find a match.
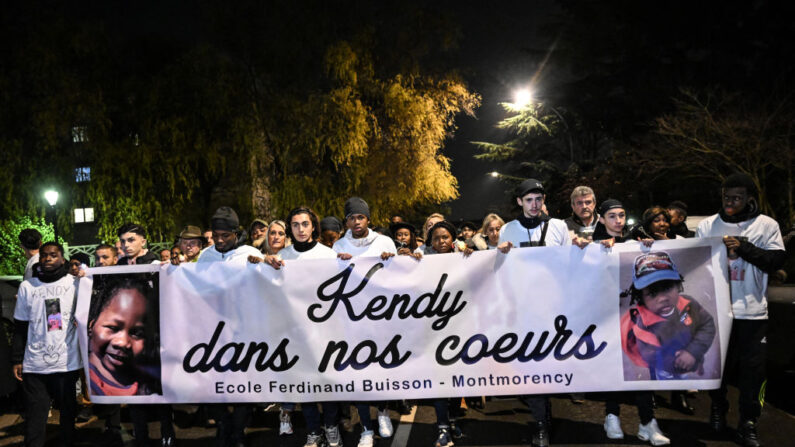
[1,386,794,446]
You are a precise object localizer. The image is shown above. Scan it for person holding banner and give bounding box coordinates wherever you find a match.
[333,197,396,447]
[496,178,569,447]
[199,207,265,447]
[264,206,345,446]
[11,242,81,447]
[697,173,787,447]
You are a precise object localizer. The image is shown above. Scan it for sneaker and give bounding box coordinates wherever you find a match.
[435,426,454,447]
[604,414,624,439]
[637,419,670,446]
[325,425,343,447]
[305,432,326,447]
[377,409,393,437]
[531,420,549,447]
[279,410,293,435]
[357,430,374,447]
[449,420,463,439]
[737,419,762,447]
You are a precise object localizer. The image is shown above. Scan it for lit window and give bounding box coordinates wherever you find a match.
[75,167,91,182]
[74,208,94,223]
[132,133,140,146]
[72,126,88,143]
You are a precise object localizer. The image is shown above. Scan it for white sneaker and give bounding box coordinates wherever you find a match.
[603,414,624,439]
[304,432,325,447]
[279,409,294,435]
[638,418,670,446]
[357,430,374,447]
[377,409,393,437]
[325,425,343,447]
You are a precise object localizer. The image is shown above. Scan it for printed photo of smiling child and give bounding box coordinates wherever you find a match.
[87,273,162,396]
[619,249,720,381]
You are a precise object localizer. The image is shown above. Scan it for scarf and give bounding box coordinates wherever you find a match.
[518,213,551,230]
[33,262,69,283]
[719,198,761,223]
[293,240,318,253]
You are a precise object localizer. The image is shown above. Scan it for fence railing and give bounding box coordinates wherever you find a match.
[66,242,172,266]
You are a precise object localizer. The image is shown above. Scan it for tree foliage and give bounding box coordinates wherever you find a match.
[0,216,60,276]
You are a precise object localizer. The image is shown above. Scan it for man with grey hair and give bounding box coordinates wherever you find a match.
[565,185,598,248]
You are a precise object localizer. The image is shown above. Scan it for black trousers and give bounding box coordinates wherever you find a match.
[604,391,655,425]
[208,404,252,444]
[130,404,175,439]
[22,370,79,447]
[520,395,550,424]
[709,319,767,421]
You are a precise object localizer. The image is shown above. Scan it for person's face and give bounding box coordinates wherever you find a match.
[212,229,237,253]
[461,227,475,240]
[650,213,670,236]
[347,214,370,238]
[204,230,214,246]
[290,213,314,243]
[89,288,147,378]
[486,220,502,244]
[517,192,545,217]
[179,238,202,260]
[425,217,442,235]
[320,230,340,248]
[391,216,403,224]
[600,208,627,235]
[268,225,286,251]
[431,227,454,253]
[95,248,117,267]
[251,223,267,241]
[641,283,679,317]
[39,245,64,272]
[68,259,81,276]
[722,187,749,216]
[170,247,181,260]
[572,194,596,221]
[115,240,122,252]
[160,249,171,262]
[119,232,146,258]
[395,228,411,245]
[668,209,684,226]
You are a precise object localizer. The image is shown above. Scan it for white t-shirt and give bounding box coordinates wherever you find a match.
[14,274,82,373]
[333,229,397,258]
[499,218,571,247]
[197,244,263,265]
[280,242,337,261]
[696,213,785,320]
[23,253,39,280]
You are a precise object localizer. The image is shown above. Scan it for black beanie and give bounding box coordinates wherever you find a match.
[211,206,240,231]
[344,197,370,219]
[320,216,343,233]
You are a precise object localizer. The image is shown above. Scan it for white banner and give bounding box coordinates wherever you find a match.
[75,237,731,404]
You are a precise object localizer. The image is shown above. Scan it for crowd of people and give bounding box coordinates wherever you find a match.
[6,172,788,447]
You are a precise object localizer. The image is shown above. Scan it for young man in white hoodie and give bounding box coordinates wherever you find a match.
[198,206,263,447]
[332,197,396,447]
[697,173,786,447]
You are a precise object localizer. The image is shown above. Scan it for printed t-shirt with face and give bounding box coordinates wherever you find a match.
[14,274,82,373]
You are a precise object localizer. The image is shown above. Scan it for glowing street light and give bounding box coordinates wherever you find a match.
[44,189,59,242]
[490,171,500,178]
[513,88,533,108]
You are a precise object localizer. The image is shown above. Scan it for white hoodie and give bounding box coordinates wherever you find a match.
[332,229,397,258]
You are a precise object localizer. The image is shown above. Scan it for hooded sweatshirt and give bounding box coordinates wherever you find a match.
[332,229,397,258]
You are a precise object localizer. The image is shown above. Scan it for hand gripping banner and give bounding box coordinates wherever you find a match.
[76,237,731,404]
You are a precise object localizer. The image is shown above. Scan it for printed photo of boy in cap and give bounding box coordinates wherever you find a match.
[620,251,717,381]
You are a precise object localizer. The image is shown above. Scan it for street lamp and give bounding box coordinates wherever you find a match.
[513,87,574,163]
[44,190,59,243]
[490,171,500,178]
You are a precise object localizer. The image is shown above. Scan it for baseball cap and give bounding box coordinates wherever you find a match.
[632,251,682,289]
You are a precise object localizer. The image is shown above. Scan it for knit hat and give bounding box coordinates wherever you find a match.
[344,197,370,219]
[179,225,203,239]
[632,251,682,289]
[516,178,545,197]
[210,206,240,231]
[320,216,343,233]
[599,199,624,216]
